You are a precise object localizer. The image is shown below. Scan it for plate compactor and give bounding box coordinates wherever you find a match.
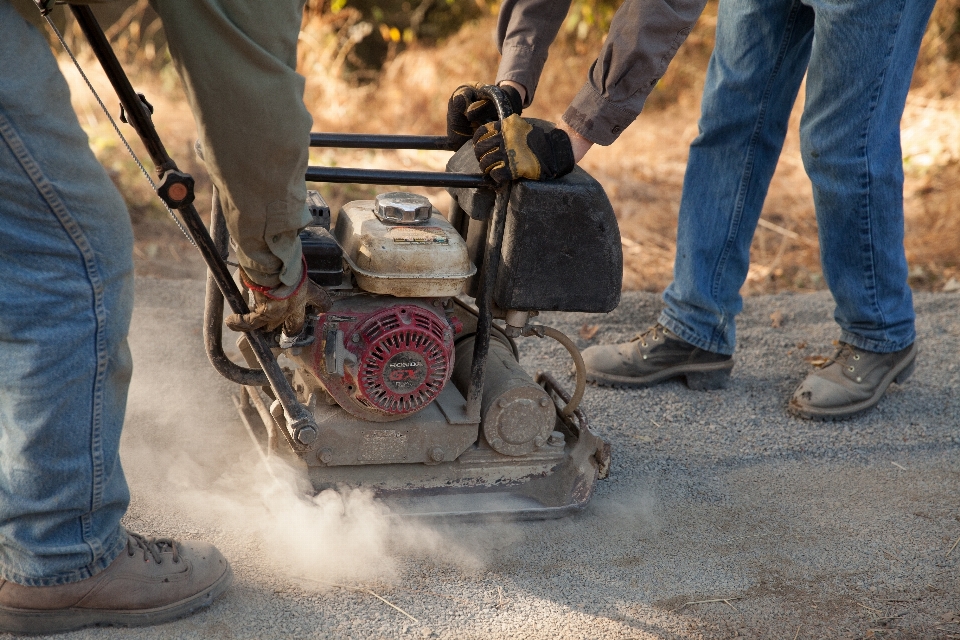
[59,6,621,520]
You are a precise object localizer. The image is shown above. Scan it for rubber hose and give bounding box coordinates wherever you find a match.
[528,325,586,417]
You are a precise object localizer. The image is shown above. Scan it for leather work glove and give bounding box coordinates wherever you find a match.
[446,83,523,151]
[473,115,575,184]
[225,259,331,335]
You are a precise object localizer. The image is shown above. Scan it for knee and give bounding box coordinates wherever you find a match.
[798,130,820,173]
[798,122,839,179]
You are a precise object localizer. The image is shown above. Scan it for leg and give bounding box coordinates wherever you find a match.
[0,1,133,585]
[800,0,933,353]
[660,0,815,354]
[788,0,934,420]
[582,0,816,388]
[0,6,232,632]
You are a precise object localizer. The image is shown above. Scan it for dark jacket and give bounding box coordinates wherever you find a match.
[495,0,707,145]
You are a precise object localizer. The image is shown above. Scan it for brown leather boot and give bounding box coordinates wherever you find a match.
[581,323,734,390]
[0,532,232,635]
[789,342,917,421]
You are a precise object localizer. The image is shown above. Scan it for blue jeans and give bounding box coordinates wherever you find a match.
[660,0,934,355]
[0,2,133,586]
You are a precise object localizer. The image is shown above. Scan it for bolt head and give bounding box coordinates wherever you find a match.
[296,426,318,445]
[318,448,333,464]
[534,436,547,448]
[429,446,445,462]
[489,437,503,449]
[539,397,551,408]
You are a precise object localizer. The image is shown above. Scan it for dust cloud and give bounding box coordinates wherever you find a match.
[118,285,497,588]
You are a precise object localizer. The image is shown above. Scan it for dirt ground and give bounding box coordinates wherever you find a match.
[47,278,960,640]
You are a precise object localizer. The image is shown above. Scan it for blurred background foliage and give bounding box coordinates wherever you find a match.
[16,0,960,95]
[14,0,654,74]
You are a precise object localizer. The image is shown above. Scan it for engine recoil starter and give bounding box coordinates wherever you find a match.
[310,299,456,422]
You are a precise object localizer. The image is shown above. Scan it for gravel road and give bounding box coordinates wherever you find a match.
[39,277,960,640]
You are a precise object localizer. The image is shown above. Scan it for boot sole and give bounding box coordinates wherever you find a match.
[0,562,233,635]
[787,344,918,422]
[586,359,734,391]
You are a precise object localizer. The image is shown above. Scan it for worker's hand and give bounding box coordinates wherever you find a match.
[446,83,523,151]
[557,121,594,164]
[473,115,575,184]
[225,260,331,335]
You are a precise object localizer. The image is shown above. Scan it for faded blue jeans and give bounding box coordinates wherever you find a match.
[660,0,934,355]
[0,2,133,585]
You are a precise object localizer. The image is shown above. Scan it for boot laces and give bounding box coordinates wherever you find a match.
[127,532,181,565]
[632,323,667,348]
[824,342,859,370]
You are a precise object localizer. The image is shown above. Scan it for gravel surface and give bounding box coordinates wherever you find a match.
[38,278,960,640]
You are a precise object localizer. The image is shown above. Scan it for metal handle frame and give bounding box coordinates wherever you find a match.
[460,85,513,419]
[306,133,490,188]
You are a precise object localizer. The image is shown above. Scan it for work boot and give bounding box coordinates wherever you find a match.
[0,531,232,635]
[581,323,733,390]
[788,342,917,421]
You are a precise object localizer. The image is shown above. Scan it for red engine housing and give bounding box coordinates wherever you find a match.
[310,299,456,422]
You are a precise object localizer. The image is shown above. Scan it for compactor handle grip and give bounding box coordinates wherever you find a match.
[475,84,515,123]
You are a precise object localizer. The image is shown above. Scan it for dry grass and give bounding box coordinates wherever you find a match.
[52,1,960,292]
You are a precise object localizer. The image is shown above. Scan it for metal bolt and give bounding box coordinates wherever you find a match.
[429,447,445,462]
[295,426,318,445]
[497,398,506,408]
[318,448,333,464]
[534,436,547,448]
[352,333,361,343]
[489,437,503,449]
[548,430,565,446]
[539,398,551,408]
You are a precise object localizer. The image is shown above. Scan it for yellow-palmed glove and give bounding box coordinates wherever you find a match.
[225,258,331,335]
[473,115,575,184]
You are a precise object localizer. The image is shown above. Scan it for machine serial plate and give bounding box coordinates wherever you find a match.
[358,429,409,461]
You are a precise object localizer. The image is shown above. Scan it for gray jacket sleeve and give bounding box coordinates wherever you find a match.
[495,0,572,107]
[152,0,312,288]
[497,0,707,146]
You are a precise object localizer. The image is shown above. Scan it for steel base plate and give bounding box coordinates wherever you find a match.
[233,372,609,521]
